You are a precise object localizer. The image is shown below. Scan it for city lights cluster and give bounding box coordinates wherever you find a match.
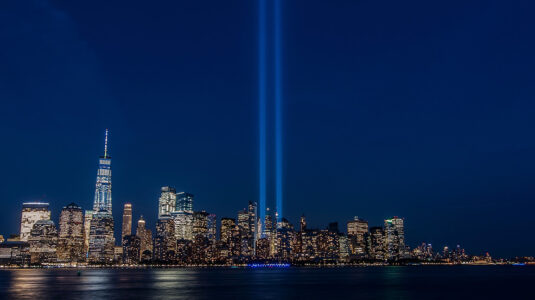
[0,131,526,267]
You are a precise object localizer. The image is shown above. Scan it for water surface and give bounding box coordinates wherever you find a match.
[0,266,531,299]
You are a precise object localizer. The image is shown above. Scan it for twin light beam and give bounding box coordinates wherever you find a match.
[259,0,283,230]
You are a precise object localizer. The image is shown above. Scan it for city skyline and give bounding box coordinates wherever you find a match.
[0,130,519,263]
[2,1,535,259]
[0,125,533,258]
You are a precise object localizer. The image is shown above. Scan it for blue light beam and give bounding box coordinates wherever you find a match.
[258,0,267,230]
[274,0,283,223]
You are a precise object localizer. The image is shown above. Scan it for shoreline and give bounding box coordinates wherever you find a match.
[0,262,530,270]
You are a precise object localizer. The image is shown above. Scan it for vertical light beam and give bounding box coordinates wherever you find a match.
[274,0,283,223]
[258,0,267,231]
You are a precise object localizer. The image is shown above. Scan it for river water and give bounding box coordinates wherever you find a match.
[0,266,531,299]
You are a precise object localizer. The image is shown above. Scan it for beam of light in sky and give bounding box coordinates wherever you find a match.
[274,0,283,223]
[258,0,267,230]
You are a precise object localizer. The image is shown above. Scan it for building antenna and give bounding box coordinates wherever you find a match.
[104,129,109,158]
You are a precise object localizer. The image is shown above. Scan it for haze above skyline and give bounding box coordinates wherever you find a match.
[1,0,535,257]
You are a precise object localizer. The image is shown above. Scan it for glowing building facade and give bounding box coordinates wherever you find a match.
[172,211,193,241]
[93,130,112,214]
[88,130,115,263]
[153,216,175,262]
[158,187,176,219]
[57,203,84,263]
[122,203,132,240]
[19,202,51,242]
[136,216,153,260]
[176,192,193,213]
[347,217,369,256]
[83,210,93,255]
[384,217,405,260]
[28,219,58,264]
[193,211,209,239]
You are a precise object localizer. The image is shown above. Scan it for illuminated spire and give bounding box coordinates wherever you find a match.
[104,129,109,158]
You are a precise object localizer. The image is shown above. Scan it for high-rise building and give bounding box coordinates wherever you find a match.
[176,192,193,213]
[19,202,51,242]
[93,129,112,214]
[172,211,193,241]
[122,235,141,264]
[274,218,294,260]
[193,211,209,239]
[384,217,405,260]
[207,213,217,243]
[122,203,132,240]
[339,234,350,261]
[87,212,115,263]
[237,208,251,255]
[369,226,385,260]
[136,216,153,260]
[347,217,368,256]
[88,130,115,263]
[248,201,257,250]
[153,216,176,262]
[263,208,273,238]
[28,220,58,264]
[300,214,307,232]
[158,187,176,219]
[57,203,84,263]
[220,218,235,245]
[83,210,94,255]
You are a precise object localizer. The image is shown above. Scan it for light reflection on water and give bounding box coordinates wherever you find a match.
[0,266,533,299]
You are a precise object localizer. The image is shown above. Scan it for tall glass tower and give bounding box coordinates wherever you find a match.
[93,129,112,214]
[88,129,115,263]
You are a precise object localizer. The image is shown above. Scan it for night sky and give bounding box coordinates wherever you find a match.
[1,0,535,257]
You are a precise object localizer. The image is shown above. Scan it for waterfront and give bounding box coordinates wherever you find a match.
[0,266,532,299]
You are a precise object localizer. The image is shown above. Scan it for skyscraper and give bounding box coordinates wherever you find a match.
[122,235,141,264]
[28,220,58,264]
[122,203,132,240]
[263,208,273,238]
[19,202,51,242]
[93,129,112,214]
[136,216,153,261]
[193,211,209,239]
[158,187,177,219]
[83,210,93,255]
[384,217,405,260]
[220,218,235,245]
[153,216,176,262]
[88,130,115,263]
[87,212,115,263]
[300,214,307,232]
[176,192,193,213]
[347,217,369,256]
[57,203,84,263]
[248,201,257,251]
[207,213,217,243]
[172,211,193,241]
[369,226,385,260]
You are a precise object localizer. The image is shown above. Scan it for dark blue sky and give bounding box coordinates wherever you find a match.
[1,0,534,257]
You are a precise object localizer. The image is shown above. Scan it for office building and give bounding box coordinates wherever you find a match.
[158,186,176,219]
[28,220,58,264]
[19,202,51,242]
[122,235,141,264]
[57,203,84,263]
[122,203,132,240]
[347,217,368,256]
[176,192,193,213]
[136,216,153,260]
[384,217,405,260]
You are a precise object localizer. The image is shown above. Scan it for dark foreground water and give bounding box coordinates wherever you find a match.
[0,266,532,299]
